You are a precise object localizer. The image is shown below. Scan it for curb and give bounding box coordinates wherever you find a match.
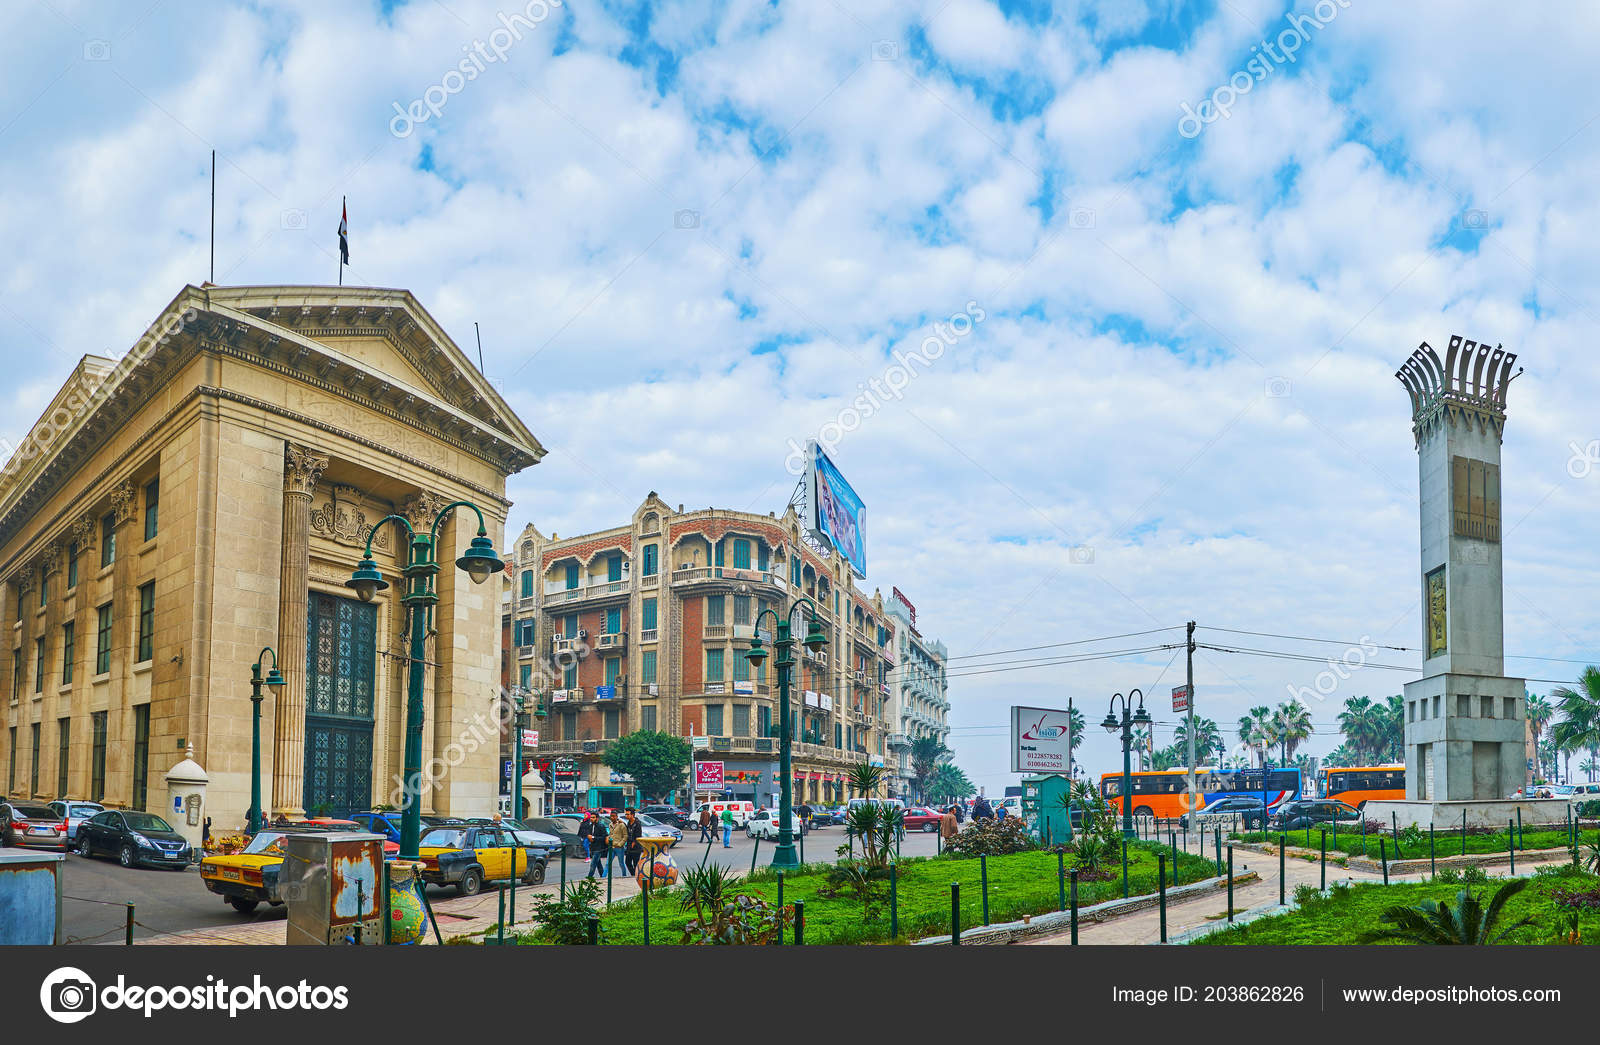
[911,871,1261,946]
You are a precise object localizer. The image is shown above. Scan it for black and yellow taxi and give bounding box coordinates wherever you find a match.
[417,824,546,896]
[200,830,295,914]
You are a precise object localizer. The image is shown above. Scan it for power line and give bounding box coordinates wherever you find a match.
[932,626,1187,665]
[1200,625,1415,652]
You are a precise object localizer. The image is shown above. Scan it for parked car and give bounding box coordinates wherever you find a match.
[641,805,692,829]
[347,811,456,844]
[1196,795,1273,829]
[76,809,191,867]
[48,800,105,843]
[200,830,294,913]
[804,807,836,830]
[636,813,682,847]
[527,816,585,857]
[2,801,70,849]
[745,809,804,840]
[902,807,944,832]
[417,824,545,895]
[1270,799,1362,832]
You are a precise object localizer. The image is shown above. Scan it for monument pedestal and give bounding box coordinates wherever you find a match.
[1366,798,1574,831]
[1402,673,1526,803]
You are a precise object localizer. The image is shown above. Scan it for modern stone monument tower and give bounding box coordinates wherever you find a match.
[1374,336,1547,827]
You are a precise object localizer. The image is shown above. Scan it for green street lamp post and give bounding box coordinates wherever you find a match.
[346,502,504,860]
[1101,689,1150,840]
[743,598,829,868]
[248,648,287,834]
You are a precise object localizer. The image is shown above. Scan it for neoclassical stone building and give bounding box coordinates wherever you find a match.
[0,284,542,828]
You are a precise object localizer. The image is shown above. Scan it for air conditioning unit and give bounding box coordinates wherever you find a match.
[854,670,865,682]
[578,629,588,639]
[622,561,631,573]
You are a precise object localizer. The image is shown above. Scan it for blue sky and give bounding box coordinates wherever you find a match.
[2,0,1598,791]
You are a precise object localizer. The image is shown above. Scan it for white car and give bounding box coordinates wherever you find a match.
[745,810,803,840]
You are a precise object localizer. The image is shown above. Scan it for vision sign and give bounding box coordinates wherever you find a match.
[1010,706,1074,774]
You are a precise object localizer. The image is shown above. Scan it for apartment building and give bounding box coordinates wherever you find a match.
[499,494,898,811]
[884,589,950,801]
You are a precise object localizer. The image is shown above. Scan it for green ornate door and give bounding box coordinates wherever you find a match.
[303,592,377,818]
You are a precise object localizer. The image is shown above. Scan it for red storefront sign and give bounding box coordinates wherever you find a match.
[695,761,725,789]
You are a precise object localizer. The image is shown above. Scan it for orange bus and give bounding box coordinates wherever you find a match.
[1099,767,1302,818]
[1320,765,1404,809]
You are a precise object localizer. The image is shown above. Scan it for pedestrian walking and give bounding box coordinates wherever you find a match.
[972,795,993,822]
[577,811,597,860]
[721,807,735,848]
[798,802,812,835]
[953,802,965,825]
[624,808,644,874]
[586,815,610,878]
[697,805,714,843]
[606,811,628,877]
[940,806,959,842]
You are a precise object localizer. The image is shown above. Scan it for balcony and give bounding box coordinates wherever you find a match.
[703,624,729,640]
[552,636,581,655]
[595,631,627,652]
[516,645,536,659]
[671,566,787,590]
[545,578,632,604]
[885,732,911,750]
[640,628,659,643]
[534,739,607,757]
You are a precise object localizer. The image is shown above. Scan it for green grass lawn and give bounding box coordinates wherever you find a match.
[1194,867,1600,945]
[525,842,1216,945]
[1229,824,1595,860]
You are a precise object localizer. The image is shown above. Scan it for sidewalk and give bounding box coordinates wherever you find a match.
[133,868,647,945]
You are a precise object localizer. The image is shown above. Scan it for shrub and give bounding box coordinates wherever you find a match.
[526,877,603,944]
[943,816,1038,857]
[1433,865,1488,885]
[1360,878,1533,945]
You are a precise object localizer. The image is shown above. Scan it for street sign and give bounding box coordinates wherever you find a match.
[1172,685,1191,713]
[553,780,576,793]
[690,736,710,749]
[520,729,539,749]
[695,761,725,789]
[1010,706,1072,773]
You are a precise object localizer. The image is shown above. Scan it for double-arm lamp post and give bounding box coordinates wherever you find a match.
[248,649,286,833]
[346,502,504,861]
[743,598,829,868]
[1101,689,1150,840]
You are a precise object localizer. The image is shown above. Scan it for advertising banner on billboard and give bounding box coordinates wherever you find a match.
[806,440,867,578]
[695,761,725,789]
[1010,705,1074,773]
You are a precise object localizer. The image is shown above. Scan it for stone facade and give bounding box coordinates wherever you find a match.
[884,591,949,801]
[0,284,543,830]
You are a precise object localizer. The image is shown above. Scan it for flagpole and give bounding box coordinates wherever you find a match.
[209,149,215,284]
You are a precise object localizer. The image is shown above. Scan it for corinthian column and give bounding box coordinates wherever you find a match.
[272,444,327,816]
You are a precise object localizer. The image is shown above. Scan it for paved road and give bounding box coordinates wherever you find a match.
[57,823,950,942]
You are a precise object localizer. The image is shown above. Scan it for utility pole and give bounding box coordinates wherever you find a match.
[1185,620,1196,829]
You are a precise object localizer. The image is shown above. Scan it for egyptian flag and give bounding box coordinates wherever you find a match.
[338,198,349,265]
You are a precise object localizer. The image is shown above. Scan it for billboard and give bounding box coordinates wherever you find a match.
[805,440,867,578]
[1010,705,1074,774]
[695,761,725,790]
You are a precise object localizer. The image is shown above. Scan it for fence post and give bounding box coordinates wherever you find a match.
[1278,832,1286,906]
[950,883,961,945]
[496,884,506,946]
[1320,829,1327,891]
[607,853,614,906]
[750,834,761,875]
[980,853,991,925]
[1121,836,1129,899]
[1226,846,1234,922]
[1461,810,1467,856]
[799,822,805,865]
[1391,812,1402,858]
[1361,817,1367,857]
[890,864,899,940]
[1517,807,1523,850]
[1158,854,1168,943]
[642,874,650,946]
[795,899,805,945]
[1508,819,1515,874]
[775,872,784,947]
[559,846,566,901]
[586,915,599,945]
[1380,838,1388,885]
[1069,869,1079,945]
[1214,827,1222,876]
[1057,849,1066,911]
[125,902,134,946]
[1430,825,1436,877]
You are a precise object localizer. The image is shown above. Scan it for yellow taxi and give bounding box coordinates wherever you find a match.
[200,830,295,914]
[417,824,546,896]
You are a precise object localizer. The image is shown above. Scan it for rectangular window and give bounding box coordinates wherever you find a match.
[758,706,771,737]
[560,713,576,742]
[519,664,532,688]
[67,545,78,589]
[713,540,724,568]
[642,650,657,686]
[791,556,801,587]
[641,705,657,732]
[34,636,44,692]
[56,717,69,796]
[563,663,577,689]
[607,554,622,582]
[101,514,116,567]
[733,595,751,626]
[30,722,40,794]
[642,544,658,576]
[834,723,842,748]
[38,569,47,607]
[707,596,725,626]
[516,618,535,646]
[137,582,155,663]
[564,614,577,639]
[706,648,724,681]
[758,543,769,571]
[90,711,107,801]
[733,653,749,682]
[733,704,750,737]
[564,563,579,590]
[132,704,150,810]
[642,598,657,632]
[733,539,751,570]
[96,604,113,674]
[521,571,534,598]
[10,647,19,701]
[143,478,160,541]
[604,658,621,686]
[603,708,620,739]
[604,607,621,634]
[706,704,724,736]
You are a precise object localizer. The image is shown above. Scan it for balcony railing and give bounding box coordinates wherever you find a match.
[546,579,632,602]
[595,631,627,652]
[671,566,788,589]
[703,624,729,640]
[640,628,659,643]
[885,732,911,750]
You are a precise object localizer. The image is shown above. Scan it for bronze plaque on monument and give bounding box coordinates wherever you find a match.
[1425,565,1447,657]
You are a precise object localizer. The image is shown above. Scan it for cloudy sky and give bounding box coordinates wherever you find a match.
[2,0,1597,793]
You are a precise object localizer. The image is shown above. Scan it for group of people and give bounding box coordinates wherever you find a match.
[577,809,645,878]
[694,806,738,847]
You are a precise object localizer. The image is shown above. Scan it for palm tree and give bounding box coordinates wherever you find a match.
[927,763,975,802]
[1173,717,1223,765]
[1526,692,1553,761]
[1130,727,1152,771]
[1238,706,1275,767]
[1551,668,1600,787]
[1382,695,1406,761]
[1359,879,1533,945]
[1338,697,1383,765]
[1067,705,1086,753]
[908,736,950,802]
[1273,700,1313,764]
[1580,758,1597,783]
